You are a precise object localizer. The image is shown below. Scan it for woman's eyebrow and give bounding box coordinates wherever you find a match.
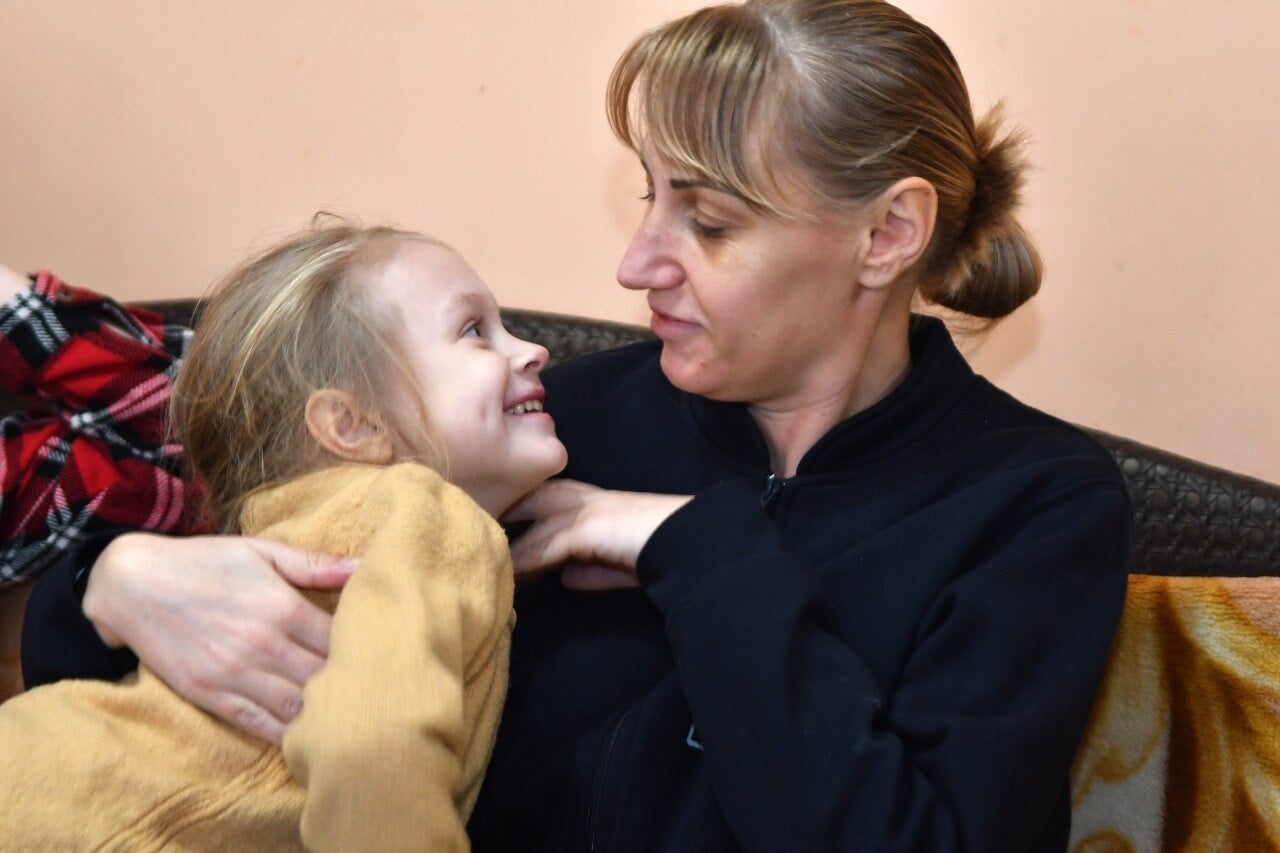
[668,177,740,198]
[639,157,741,199]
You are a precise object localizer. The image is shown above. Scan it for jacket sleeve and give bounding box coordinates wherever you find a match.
[20,531,139,688]
[636,473,1131,852]
[281,470,512,853]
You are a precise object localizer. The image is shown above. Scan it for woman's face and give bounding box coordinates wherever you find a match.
[617,147,874,409]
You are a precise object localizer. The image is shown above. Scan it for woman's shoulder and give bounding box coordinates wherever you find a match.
[960,377,1127,492]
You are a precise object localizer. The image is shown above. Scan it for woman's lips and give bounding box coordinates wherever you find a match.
[650,309,701,340]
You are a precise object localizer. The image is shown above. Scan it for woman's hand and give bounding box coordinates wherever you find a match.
[505,480,691,591]
[83,533,355,745]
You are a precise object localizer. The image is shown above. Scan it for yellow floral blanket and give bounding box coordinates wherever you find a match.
[1070,574,1280,852]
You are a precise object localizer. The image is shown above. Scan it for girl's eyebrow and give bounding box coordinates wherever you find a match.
[446,289,495,318]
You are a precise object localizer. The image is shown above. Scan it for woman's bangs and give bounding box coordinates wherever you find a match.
[607,7,788,215]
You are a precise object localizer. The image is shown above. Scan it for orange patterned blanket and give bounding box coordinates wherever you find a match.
[1071,574,1280,851]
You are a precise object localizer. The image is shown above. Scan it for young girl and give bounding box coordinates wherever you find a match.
[0,220,567,850]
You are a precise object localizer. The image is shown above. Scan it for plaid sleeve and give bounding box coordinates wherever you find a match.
[0,271,192,451]
[1,272,199,587]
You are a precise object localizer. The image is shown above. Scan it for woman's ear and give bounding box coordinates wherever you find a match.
[304,389,395,465]
[857,177,938,291]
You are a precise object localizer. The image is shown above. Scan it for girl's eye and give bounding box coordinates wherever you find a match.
[639,179,655,202]
[462,321,483,339]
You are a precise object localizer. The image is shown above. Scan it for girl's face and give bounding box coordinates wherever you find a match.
[378,241,567,515]
[616,146,876,412]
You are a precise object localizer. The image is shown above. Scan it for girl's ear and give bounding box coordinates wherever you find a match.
[304,389,395,465]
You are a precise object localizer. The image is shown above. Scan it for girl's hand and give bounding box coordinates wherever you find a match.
[505,480,691,591]
[83,533,355,745]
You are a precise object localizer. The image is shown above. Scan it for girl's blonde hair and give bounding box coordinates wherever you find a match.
[172,217,442,533]
[607,0,1041,320]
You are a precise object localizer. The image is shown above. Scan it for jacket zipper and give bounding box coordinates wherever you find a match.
[587,706,633,851]
[760,473,786,507]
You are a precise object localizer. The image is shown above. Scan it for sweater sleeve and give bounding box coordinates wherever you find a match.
[637,474,1131,852]
[281,469,513,853]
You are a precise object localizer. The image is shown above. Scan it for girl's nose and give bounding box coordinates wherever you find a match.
[512,337,550,374]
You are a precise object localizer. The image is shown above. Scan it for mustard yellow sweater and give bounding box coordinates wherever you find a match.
[0,463,514,852]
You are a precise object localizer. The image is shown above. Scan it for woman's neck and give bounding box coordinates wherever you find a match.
[748,300,912,478]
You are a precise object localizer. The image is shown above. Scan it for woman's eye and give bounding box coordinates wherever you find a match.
[692,219,727,240]
[462,321,483,338]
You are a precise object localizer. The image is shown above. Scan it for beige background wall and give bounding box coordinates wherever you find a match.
[2,1,1278,482]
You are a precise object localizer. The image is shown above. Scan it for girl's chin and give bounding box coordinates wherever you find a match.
[510,442,569,490]
[533,441,570,480]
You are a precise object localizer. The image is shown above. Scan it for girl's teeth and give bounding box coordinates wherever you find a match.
[506,400,544,415]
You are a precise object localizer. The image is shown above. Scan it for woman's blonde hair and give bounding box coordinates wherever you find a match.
[172,217,442,533]
[607,0,1041,320]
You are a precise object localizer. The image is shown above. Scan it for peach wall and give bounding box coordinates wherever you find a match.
[2,1,1278,483]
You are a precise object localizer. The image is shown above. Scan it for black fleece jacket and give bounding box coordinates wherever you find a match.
[468,316,1131,852]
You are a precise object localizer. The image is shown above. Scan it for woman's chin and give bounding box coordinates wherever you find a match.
[659,348,730,399]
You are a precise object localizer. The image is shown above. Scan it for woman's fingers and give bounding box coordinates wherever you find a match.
[84,532,346,741]
[218,669,312,746]
[250,537,357,591]
[242,539,352,660]
[209,692,289,746]
[503,478,599,523]
[561,564,641,591]
[509,486,692,579]
[509,513,579,576]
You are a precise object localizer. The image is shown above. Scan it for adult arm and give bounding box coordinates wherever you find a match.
[282,468,513,853]
[22,530,352,744]
[636,474,1130,851]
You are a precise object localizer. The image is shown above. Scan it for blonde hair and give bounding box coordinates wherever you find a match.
[172,217,443,533]
[607,0,1041,320]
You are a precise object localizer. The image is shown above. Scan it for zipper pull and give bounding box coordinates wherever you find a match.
[760,473,785,507]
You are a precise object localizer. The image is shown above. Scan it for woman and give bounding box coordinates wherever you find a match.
[21,1,1129,849]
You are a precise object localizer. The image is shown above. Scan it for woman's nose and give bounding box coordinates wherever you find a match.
[617,221,683,292]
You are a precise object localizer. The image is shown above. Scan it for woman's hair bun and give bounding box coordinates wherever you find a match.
[925,103,1043,320]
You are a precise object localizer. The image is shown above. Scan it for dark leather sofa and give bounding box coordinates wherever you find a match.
[4,299,1277,578]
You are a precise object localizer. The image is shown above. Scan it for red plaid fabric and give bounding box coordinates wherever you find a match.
[1,272,197,586]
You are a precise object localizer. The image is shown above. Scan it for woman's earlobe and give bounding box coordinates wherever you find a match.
[859,177,938,290]
[304,389,395,465]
